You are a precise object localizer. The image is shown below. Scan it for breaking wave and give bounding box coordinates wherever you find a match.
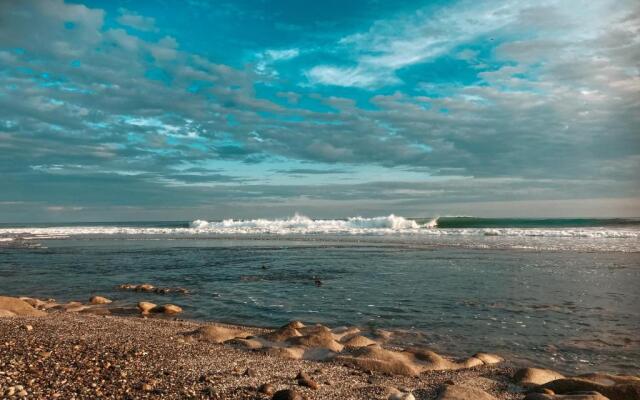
[189,213,422,233]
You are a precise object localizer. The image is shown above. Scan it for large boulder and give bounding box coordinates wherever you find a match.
[515,367,566,387]
[543,377,640,400]
[437,384,497,400]
[0,296,46,317]
[188,325,250,343]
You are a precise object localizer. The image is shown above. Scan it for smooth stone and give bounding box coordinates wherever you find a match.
[543,378,640,400]
[262,326,302,342]
[157,304,182,315]
[389,392,416,400]
[343,335,377,348]
[298,376,319,390]
[0,310,16,317]
[286,330,344,352]
[0,296,46,317]
[525,392,610,400]
[258,383,275,395]
[137,284,155,292]
[515,367,566,387]
[189,325,250,343]
[89,295,112,305]
[283,320,305,330]
[243,368,256,377]
[137,302,157,314]
[272,389,303,400]
[437,384,497,400]
[471,352,504,365]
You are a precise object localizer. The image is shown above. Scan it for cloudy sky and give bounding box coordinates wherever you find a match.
[1,0,639,221]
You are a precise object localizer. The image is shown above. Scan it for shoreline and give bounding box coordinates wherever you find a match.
[1,295,639,399]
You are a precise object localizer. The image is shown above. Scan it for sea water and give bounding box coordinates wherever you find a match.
[0,216,638,374]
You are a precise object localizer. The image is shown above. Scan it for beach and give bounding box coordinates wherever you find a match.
[1,217,639,399]
[1,295,639,399]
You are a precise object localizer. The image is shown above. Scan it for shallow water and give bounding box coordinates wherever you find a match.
[1,232,639,375]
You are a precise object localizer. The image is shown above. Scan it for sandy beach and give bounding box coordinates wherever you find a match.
[1,295,638,400]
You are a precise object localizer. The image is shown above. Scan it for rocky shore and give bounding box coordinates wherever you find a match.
[1,294,638,399]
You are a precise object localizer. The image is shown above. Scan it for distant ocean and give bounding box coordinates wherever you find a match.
[1,215,639,374]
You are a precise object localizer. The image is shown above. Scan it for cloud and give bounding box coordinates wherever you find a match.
[0,0,638,220]
[255,48,299,76]
[116,8,157,32]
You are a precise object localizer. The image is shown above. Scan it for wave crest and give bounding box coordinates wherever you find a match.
[189,213,421,233]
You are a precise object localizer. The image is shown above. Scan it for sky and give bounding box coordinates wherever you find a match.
[0,0,639,222]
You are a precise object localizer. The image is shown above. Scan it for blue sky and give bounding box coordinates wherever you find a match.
[0,0,639,221]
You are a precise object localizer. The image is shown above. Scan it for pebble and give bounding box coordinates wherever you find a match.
[258,383,275,395]
[23,324,33,332]
[272,389,303,400]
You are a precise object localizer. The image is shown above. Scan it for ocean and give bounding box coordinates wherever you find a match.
[1,215,639,374]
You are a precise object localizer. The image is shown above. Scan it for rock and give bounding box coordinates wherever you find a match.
[286,329,344,352]
[188,325,250,343]
[343,335,377,348]
[136,284,155,292]
[138,302,157,314]
[243,368,256,377]
[336,346,424,376]
[0,310,16,317]
[262,326,303,342]
[61,301,86,312]
[89,295,112,305]
[0,296,46,317]
[157,304,182,315]
[543,377,640,400]
[515,367,566,387]
[296,372,318,389]
[118,283,136,290]
[295,371,312,381]
[471,352,504,365]
[283,320,305,330]
[389,391,416,400]
[272,389,303,400]
[524,392,610,400]
[298,376,319,389]
[23,324,33,331]
[437,384,497,400]
[258,383,275,395]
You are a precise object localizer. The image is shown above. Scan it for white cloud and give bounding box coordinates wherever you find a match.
[116,8,157,32]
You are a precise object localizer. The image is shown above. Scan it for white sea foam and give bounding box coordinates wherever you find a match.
[0,214,638,242]
[189,213,420,232]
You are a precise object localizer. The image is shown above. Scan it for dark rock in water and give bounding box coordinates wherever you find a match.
[272,389,303,400]
[89,295,112,305]
[314,277,322,287]
[258,383,275,395]
[118,283,190,295]
[155,304,182,315]
[212,293,221,298]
